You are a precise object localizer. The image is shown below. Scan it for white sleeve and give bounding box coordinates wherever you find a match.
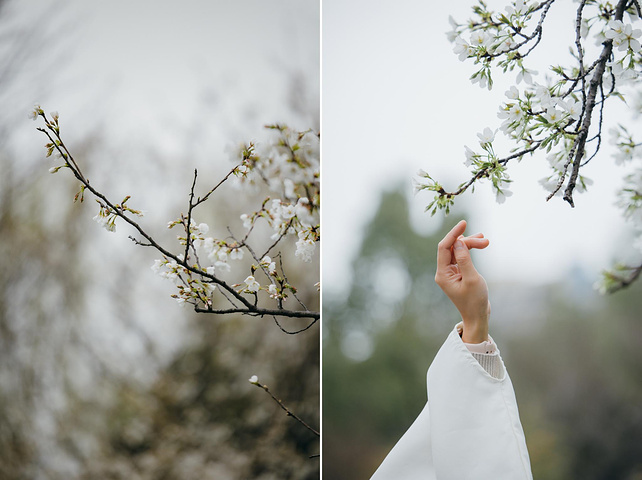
[370,324,532,480]
[369,403,436,480]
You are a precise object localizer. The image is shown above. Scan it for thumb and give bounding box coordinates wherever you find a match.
[453,239,477,278]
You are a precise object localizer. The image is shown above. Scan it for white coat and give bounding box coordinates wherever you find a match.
[370,325,533,480]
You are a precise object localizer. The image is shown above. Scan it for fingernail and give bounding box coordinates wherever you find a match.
[454,240,464,250]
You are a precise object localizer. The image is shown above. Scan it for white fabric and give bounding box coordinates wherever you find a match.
[370,324,533,480]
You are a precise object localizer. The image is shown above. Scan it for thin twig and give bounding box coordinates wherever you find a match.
[250,380,319,437]
[477,0,556,60]
[272,315,319,335]
[128,236,153,247]
[441,141,542,197]
[259,218,295,260]
[183,169,199,265]
[277,253,309,311]
[193,165,239,208]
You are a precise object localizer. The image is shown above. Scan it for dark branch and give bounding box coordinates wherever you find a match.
[195,306,319,320]
[563,0,628,207]
[272,315,319,335]
[581,81,605,167]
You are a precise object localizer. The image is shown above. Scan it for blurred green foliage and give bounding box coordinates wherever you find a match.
[323,188,457,478]
[323,187,642,480]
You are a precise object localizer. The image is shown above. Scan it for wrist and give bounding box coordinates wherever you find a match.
[460,317,489,344]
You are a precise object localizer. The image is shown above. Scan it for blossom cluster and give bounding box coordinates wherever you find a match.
[92,197,143,233]
[93,205,117,232]
[232,126,320,263]
[151,256,217,307]
[416,0,642,204]
[617,168,642,229]
[448,0,542,90]
[150,126,319,309]
[610,125,641,165]
[448,2,641,90]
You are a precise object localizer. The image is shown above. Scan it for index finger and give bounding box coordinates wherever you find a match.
[436,220,467,271]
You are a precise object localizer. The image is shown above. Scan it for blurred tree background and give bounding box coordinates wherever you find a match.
[0,0,319,478]
[323,187,642,480]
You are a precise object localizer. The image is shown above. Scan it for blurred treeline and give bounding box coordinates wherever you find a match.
[0,1,319,478]
[323,188,642,480]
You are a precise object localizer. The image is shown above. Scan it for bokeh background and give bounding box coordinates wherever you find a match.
[323,1,642,479]
[0,1,319,478]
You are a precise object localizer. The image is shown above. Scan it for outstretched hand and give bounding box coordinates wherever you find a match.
[434,220,490,344]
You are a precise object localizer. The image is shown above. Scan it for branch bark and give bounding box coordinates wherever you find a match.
[563,0,628,207]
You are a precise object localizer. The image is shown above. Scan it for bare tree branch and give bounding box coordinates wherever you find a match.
[36,111,319,321]
[250,379,319,437]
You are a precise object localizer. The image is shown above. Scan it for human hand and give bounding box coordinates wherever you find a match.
[434,220,490,344]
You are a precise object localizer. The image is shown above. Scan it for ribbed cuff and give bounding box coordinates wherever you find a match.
[470,352,504,379]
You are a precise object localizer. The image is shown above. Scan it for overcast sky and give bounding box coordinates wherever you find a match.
[11,0,318,167]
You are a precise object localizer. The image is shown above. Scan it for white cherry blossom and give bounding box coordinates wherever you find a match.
[464,146,476,167]
[543,107,563,124]
[295,230,316,262]
[453,36,474,61]
[470,30,491,49]
[243,275,260,292]
[261,256,276,273]
[505,86,519,99]
[561,99,581,120]
[516,67,537,85]
[240,214,252,229]
[506,0,529,16]
[477,127,496,146]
